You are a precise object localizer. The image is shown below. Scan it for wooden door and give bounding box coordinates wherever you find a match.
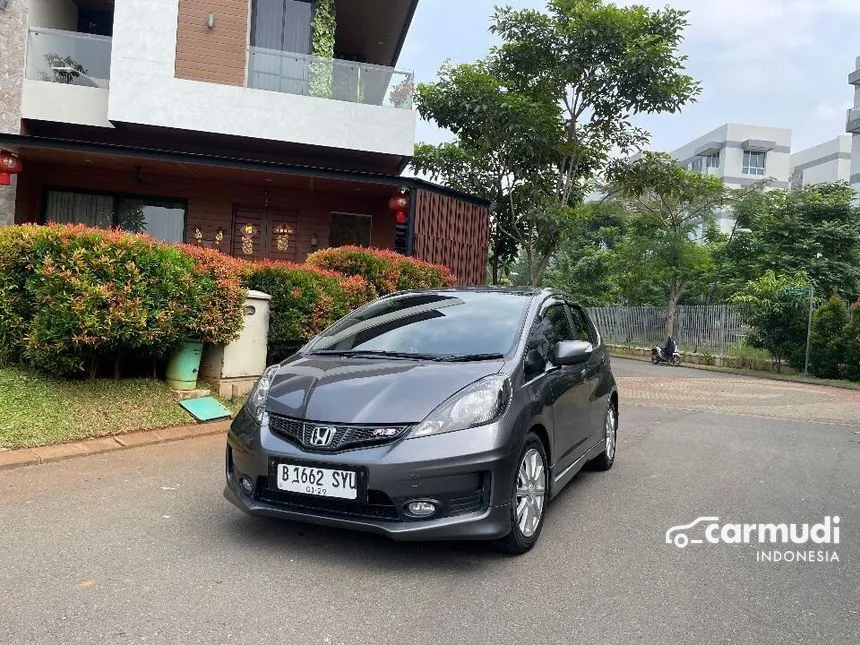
[232,207,298,260]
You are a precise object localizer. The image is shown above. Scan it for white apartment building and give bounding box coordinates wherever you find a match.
[846,55,860,197]
[790,135,853,188]
[668,123,792,234]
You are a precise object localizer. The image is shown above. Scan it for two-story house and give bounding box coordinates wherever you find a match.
[0,0,489,284]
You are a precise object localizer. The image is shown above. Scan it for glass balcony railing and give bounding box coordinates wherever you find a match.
[848,106,860,123]
[26,28,112,88]
[247,48,413,109]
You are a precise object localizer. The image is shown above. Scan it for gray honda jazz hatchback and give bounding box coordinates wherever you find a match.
[224,287,619,553]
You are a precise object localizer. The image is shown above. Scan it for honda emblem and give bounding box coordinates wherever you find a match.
[309,426,337,447]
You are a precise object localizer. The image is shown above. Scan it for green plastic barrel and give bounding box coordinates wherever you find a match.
[166,340,203,390]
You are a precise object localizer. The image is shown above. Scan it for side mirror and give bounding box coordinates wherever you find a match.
[553,340,593,366]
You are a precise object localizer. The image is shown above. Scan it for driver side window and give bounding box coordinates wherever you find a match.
[524,302,573,379]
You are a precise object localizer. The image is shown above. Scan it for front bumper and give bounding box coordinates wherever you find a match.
[223,410,516,541]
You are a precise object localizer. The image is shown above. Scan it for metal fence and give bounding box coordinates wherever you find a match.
[586,305,750,354]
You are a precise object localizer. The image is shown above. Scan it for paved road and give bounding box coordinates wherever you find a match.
[1,358,858,644]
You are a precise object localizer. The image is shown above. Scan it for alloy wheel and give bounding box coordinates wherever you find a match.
[605,405,617,461]
[515,448,546,538]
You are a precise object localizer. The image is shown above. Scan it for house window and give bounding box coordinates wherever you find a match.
[43,190,187,243]
[251,0,314,54]
[705,153,720,168]
[689,158,702,172]
[742,151,766,175]
[329,212,372,248]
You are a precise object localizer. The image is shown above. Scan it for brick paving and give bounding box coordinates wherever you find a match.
[617,376,860,426]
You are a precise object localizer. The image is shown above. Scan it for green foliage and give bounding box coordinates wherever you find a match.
[809,295,850,380]
[0,225,245,377]
[41,53,86,84]
[309,0,336,97]
[306,246,456,296]
[718,182,860,302]
[243,262,375,362]
[730,271,811,371]
[700,349,715,366]
[844,304,860,382]
[414,0,700,285]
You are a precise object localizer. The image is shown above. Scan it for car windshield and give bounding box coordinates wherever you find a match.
[307,291,531,358]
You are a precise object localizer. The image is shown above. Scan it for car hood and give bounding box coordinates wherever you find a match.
[265,355,505,424]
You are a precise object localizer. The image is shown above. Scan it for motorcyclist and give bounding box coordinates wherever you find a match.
[663,336,676,358]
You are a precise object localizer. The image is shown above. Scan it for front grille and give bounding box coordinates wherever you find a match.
[258,487,399,520]
[269,415,410,452]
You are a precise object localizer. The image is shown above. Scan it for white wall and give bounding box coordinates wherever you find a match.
[21,80,112,128]
[107,0,416,158]
[28,0,78,30]
[790,135,852,186]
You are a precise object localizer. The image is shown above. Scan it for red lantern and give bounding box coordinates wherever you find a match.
[395,211,408,225]
[389,193,408,213]
[0,151,22,186]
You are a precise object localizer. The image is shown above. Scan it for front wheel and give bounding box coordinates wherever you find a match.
[671,355,682,366]
[651,351,660,365]
[495,434,548,555]
[590,402,617,471]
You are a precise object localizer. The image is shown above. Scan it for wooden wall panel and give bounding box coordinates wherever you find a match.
[18,163,396,262]
[175,0,249,86]
[412,189,490,286]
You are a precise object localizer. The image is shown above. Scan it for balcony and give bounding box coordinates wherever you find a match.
[22,28,113,128]
[847,107,860,134]
[25,28,112,88]
[247,49,414,110]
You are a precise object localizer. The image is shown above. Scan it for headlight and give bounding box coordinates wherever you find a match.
[410,374,512,438]
[245,364,280,424]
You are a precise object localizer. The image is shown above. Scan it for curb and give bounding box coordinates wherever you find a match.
[609,351,860,391]
[0,420,231,471]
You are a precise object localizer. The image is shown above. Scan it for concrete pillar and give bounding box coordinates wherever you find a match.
[0,0,28,226]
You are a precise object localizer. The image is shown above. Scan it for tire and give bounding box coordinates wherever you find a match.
[651,352,659,365]
[494,433,549,555]
[590,402,617,472]
[671,355,682,366]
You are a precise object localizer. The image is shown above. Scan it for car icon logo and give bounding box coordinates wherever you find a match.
[665,517,720,548]
[309,426,337,447]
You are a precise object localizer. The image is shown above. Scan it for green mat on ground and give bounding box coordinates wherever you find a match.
[179,396,232,422]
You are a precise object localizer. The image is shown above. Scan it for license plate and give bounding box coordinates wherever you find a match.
[275,463,358,500]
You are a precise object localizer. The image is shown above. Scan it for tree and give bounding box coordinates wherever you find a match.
[809,295,850,379]
[719,182,860,302]
[414,0,700,285]
[730,271,811,372]
[612,151,725,334]
[844,302,860,382]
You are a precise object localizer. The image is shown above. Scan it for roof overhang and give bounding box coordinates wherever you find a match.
[694,142,724,156]
[0,132,489,206]
[742,139,776,153]
[335,0,419,67]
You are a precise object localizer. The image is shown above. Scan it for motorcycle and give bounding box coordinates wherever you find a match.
[651,346,682,366]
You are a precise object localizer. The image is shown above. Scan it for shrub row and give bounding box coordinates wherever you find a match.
[0,226,458,375]
[809,295,860,381]
[306,245,456,296]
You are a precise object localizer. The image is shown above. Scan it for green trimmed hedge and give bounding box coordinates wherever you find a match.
[306,246,456,295]
[0,225,245,377]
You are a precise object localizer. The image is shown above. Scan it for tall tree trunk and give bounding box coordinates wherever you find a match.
[532,251,553,286]
[491,251,499,285]
[665,277,681,337]
[525,245,534,286]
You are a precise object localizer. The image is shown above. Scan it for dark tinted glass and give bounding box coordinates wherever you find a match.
[310,292,531,356]
[568,305,594,343]
[526,302,573,363]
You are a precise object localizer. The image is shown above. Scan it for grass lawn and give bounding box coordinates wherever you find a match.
[0,366,244,450]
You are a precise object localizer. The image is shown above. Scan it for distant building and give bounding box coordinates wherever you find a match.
[790,135,853,188]
[668,123,792,234]
[846,55,860,197]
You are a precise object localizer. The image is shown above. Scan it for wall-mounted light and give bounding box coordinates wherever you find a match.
[206,12,215,29]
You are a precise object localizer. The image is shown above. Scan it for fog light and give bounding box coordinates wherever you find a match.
[239,476,254,495]
[406,501,437,517]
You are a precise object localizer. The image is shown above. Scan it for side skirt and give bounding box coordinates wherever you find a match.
[548,440,605,499]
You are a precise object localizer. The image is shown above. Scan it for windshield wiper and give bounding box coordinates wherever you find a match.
[436,353,506,362]
[309,350,448,361]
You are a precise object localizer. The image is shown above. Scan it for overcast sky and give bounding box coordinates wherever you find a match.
[397,0,860,155]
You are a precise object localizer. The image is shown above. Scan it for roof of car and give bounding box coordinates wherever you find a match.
[386,286,568,299]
